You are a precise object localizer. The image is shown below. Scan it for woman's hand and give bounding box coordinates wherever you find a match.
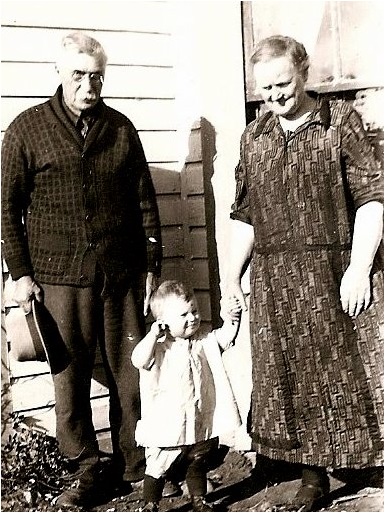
[340,265,372,318]
[225,281,248,312]
[340,201,383,318]
[221,295,242,322]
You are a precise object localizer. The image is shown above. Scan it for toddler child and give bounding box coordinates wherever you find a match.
[131,280,242,512]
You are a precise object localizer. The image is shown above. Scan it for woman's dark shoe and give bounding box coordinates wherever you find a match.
[139,501,159,512]
[191,495,213,512]
[289,467,330,511]
[289,480,330,512]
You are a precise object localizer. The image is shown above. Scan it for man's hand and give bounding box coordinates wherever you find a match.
[143,272,158,316]
[12,275,43,314]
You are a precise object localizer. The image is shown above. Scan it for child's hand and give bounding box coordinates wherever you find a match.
[221,296,242,323]
[150,320,168,340]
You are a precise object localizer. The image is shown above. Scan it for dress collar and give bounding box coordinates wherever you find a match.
[253,98,331,139]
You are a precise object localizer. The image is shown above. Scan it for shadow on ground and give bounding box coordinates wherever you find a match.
[91,451,383,512]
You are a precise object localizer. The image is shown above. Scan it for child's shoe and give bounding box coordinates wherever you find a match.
[191,495,213,512]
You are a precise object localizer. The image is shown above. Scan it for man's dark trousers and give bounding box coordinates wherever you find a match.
[43,272,145,482]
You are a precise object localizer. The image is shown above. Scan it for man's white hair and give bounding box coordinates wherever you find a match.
[56,31,108,71]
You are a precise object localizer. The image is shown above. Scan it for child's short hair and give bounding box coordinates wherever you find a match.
[150,280,194,319]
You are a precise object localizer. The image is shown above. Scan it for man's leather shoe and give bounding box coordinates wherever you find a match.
[55,475,98,508]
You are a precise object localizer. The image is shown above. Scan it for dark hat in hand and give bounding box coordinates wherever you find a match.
[6,300,71,374]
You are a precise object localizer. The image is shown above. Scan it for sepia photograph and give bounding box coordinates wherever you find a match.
[1,1,383,511]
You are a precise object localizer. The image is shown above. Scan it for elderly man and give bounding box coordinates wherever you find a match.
[2,31,162,507]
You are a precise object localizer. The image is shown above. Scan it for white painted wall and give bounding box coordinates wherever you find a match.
[171,0,247,289]
[171,1,251,449]
[2,0,252,447]
[1,0,178,437]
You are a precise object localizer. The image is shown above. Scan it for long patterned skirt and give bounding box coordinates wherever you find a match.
[248,247,383,469]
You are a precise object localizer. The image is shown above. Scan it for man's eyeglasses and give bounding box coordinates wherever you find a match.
[71,70,104,84]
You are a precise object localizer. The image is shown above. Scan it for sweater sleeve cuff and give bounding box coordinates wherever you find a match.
[5,256,34,282]
[146,239,162,276]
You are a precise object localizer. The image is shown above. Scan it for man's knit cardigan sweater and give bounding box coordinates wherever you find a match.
[1,87,162,287]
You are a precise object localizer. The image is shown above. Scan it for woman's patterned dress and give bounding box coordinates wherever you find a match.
[231,99,383,469]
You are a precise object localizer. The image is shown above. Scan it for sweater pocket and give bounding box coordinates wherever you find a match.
[30,232,71,277]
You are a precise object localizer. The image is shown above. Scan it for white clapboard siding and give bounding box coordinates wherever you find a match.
[11,373,108,412]
[7,358,51,380]
[138,130,178,163]
[104,65,175,98]
[1,97,50,131]
[1,0,185,442]
[1,1,174,34]
[1,97,177,132]
[1,62,175,99]
[19,398,110,439]
[10,374,55,412]
[147,161,181,172]
[104,98,177,130]
[1,26,174,67]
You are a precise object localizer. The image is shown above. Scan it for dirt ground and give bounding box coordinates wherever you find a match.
[1,447,383,512]
[90,450,383,513]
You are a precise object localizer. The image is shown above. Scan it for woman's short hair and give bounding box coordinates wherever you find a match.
[56,31,108,71]
[150,280,194,319]
[251,35,309,78]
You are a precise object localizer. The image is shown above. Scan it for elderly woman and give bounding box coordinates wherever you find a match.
[227,35,383,511]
